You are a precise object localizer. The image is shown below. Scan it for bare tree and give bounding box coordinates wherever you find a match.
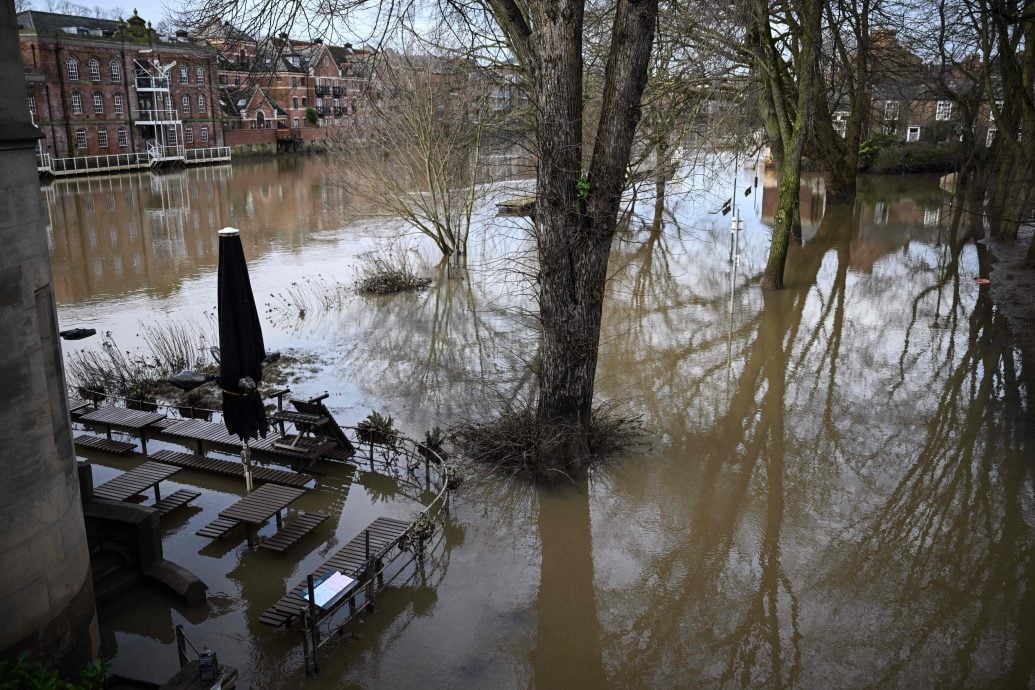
[327,49,495,259]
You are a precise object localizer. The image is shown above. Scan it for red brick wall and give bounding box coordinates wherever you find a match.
[20,35,223,158]
[224,128,277,146]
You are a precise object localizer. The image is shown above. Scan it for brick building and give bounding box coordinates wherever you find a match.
[18,9,224,162]
[214,34,378,135]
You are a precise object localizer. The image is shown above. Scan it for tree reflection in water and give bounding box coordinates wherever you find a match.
[590,173,1031,686]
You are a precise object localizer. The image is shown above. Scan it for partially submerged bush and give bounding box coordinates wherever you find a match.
[451,401,644,484]
[356,410,398,446]
[265,275,346,322]
[355,249,432,295]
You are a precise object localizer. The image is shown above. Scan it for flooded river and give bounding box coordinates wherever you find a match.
[48,156,1034,688]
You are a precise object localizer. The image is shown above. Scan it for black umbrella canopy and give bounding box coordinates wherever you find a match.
[217,228,269,441]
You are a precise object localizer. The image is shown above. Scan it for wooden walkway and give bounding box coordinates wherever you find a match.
[259,517,410,628]
[160,418,336,461]
[149,450,311,488]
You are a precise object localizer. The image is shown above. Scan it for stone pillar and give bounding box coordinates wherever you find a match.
[0,0,99,675]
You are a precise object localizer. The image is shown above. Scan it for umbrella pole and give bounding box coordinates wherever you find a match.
[243,440,253,493]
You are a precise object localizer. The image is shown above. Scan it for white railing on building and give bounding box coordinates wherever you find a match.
[185,146,231,163]
[147,142,186,162]
[42,152,150,175]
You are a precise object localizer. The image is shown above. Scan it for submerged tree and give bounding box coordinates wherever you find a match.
[740,0,823,289]
[326,48,495,259]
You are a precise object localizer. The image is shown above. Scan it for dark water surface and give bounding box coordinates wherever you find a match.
[48,156,1034,688]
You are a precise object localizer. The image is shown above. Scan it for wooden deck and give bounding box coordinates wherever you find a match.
[258,517,410,628]
[160,418,337,461]
[258,511,329,554]
[149,450,311,489]
[74,434,136,455]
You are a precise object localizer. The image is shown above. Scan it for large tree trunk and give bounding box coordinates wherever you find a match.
[761,161,802,289]
[749,0,821,290]
[532,0,658,467]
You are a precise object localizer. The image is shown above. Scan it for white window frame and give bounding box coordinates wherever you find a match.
[71,91,83,114]
[180,65,189,84]
[182,94,191,114]
[27,95,36,116]
[184,126,194,144]
[923,207,940,226]
[93,92,104,114]
[117,127,127,148]
[196,66,204,84]
[66,58,79,81]
[113,93,123,115]
[906,125,921,142]
[88,59,100,81]
[74,128,87,149]
[986,127,997,147]
[200,125,209,143]
[884,100,899,120]
[198,94,206,113]
[98,128,108,148]
[935,100,953,121]
[110,60,121,82]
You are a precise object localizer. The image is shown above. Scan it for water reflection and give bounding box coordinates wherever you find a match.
[45,158,353,304]
[46,159,1033,688]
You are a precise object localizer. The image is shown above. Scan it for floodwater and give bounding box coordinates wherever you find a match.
[48,156,1034,688]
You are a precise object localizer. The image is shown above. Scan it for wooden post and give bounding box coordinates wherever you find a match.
[364,529,375,611]
[175,625,188,668]
[300,614,312,676]
[307,574,320,650]
[275,510,283,529]
[153,483,161,502]
[141,432,149,456]
[424,456,430,490]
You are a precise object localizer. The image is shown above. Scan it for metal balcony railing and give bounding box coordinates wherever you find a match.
[134,108,181,123]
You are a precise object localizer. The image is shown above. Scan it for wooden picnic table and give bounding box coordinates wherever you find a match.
[93,460,181,503]
[79,406,166,454]
[218,483,307,547]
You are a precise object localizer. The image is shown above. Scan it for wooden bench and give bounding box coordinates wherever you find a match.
[196,516,240,540]
[74,434,136,455]
[154,489,201,516]
[258,511,329,553]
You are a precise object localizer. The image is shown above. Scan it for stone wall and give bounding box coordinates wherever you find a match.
[0,0,98,675]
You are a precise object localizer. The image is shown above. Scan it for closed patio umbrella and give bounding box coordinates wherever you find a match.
[217,227,268,492]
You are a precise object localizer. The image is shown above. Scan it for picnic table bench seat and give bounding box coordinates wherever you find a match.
[196,516,240,540]
[75,434,136,455]
[258,511,329,554]
[154,489,201,516]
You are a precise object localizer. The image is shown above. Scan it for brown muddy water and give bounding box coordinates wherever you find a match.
[48,156,1034,688]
